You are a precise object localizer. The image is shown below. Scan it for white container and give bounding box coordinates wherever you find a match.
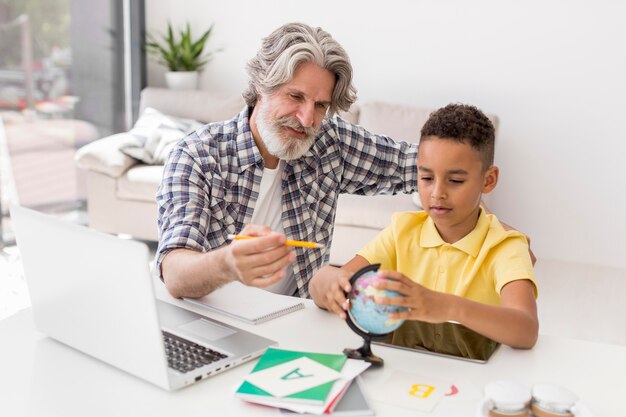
[165,71,198,90]
[481,381,532,417]
[531,384,578,417]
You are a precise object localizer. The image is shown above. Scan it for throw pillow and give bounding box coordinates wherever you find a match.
[118,107,203,165]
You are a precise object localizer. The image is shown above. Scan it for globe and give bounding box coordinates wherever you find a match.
[343,264,408,367]
[348,271,406,335]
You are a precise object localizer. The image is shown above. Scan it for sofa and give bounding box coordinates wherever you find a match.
[75,87,497,266]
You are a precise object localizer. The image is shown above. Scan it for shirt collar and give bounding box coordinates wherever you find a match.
[420,209,490,257]
[235,106,264,173]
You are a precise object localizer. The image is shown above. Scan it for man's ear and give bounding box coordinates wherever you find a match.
[482,166,499,194]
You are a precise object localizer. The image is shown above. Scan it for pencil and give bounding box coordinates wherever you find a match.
[227,234,325,249]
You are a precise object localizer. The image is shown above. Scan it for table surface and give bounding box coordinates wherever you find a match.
[1,284,622,417]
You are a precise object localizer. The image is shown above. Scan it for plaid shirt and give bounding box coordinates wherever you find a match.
[156,107,418,298]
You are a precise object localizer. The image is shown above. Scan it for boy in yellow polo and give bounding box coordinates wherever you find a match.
[309,103,538,348]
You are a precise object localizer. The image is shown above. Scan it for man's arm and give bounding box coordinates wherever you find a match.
[161,226,296,299]
[481,202,537,265]
[332,118,418,196]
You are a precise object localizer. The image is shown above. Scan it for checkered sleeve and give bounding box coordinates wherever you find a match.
[154,132,215,275]
[333,118,418,195]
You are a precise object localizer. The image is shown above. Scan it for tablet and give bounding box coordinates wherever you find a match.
[372,320,500,364]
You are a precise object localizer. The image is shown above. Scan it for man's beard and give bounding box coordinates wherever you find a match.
[256,100,319,161]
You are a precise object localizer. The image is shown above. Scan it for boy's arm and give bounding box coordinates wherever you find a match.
[447,279,538,348]
[375,272,539,349]
[309,256,370,319]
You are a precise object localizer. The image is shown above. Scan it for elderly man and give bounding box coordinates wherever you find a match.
[156,22,419,299]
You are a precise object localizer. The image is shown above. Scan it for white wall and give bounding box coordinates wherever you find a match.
[146,0,626,269]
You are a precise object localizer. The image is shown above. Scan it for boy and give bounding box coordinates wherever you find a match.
[309,104,538,348]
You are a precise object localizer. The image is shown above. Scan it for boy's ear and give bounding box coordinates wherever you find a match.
[482,166,499,194]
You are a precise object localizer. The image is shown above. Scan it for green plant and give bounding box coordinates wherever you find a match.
[146,22,218,71]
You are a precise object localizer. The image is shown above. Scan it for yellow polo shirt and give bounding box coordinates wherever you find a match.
[357,210,537,306]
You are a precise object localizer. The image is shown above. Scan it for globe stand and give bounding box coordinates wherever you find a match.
[343,336,384,367]
[343,263,399,368]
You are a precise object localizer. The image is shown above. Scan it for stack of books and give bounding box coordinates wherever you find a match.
[235,347,372,415]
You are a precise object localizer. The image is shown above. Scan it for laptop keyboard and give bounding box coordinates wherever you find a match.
[162,331,229,374]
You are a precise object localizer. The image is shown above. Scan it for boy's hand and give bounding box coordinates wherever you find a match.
[309,266,352,319]
[374,270,451,323]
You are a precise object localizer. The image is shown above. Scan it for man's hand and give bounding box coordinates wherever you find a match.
[481,202,537,266]
[161,224,295,299]
[225,224,296,288]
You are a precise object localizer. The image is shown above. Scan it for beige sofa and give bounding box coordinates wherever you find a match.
[75,88,496,265]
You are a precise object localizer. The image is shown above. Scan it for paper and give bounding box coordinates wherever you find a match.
[441,378,482,403]
[373,370,451,412]
[183,281,304,324]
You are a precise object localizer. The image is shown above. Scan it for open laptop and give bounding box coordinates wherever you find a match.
[10,204,276,391]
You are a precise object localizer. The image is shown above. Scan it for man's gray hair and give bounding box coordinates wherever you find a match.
[243,22,357,116]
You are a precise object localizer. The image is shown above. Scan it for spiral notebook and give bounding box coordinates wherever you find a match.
[183,281,304,324]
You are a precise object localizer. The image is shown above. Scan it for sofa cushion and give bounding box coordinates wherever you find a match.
[358,101,499,143]
[118,107,204,165]
[116,165,164,202]
[357,101,432,144]
[334,193,421,230]
[74,132,139,178]
[139,87,245,124]
[335,104,360,124]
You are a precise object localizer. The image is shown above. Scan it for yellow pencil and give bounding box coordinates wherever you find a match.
[227,234,325,249]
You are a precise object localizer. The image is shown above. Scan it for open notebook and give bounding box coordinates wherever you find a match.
[183,281,304,324]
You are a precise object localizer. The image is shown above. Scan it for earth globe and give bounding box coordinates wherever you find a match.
[343,264,407,367]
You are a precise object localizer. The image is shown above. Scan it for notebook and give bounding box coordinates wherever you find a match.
[10,204,276,391]
[183,281,304,324]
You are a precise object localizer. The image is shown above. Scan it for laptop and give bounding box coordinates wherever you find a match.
[10,204,276,391]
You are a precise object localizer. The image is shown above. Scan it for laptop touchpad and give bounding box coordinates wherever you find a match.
[179,319,235,341]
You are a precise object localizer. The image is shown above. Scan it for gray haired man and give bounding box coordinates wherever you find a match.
[156,23,418,299]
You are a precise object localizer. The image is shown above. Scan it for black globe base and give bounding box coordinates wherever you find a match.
[343,338,384,367]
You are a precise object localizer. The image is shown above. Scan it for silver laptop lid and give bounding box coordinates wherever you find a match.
[10,205,170,390]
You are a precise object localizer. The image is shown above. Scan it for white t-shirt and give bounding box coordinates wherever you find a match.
[248,162,297,296]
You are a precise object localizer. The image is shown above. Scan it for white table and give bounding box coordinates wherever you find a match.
[1,290,622,417]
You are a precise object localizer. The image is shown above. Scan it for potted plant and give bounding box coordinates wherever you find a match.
[146,22,219,90]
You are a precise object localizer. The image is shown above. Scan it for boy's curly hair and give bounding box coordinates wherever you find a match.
[420,103,495,168]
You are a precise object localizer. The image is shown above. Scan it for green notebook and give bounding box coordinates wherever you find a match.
[236,347,347,405]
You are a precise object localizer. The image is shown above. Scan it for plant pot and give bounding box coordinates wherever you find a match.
[165,71,198,90]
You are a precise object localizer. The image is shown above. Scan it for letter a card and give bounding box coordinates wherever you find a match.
[372,370,452,412]
[245,356,341,398]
